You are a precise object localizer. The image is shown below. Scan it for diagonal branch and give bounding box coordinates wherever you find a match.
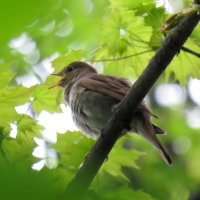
[65,5,200,198]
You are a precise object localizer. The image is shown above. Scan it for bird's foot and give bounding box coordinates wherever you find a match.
[111,104,120,113]
[112,104,131,131]
[105,156,108,162]
[176,49,180,55]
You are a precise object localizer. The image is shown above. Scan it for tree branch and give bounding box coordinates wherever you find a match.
[65,7,200,198]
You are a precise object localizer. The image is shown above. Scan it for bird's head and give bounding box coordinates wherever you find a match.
[49,61,97,89]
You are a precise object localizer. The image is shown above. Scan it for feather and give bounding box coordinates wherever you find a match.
[77,73,171,164]
[79,74,154,117]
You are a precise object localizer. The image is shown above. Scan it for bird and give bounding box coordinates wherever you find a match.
[49,61,172,165]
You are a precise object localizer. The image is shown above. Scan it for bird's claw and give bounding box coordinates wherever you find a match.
[105,156,108,162]
[111,104,120,113]
[176,49,180,55]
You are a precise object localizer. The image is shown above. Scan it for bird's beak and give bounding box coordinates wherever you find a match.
[48,72,65,89]
[50,72,65,77]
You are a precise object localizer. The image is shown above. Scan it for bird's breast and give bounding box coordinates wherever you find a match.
[66,84,119,138]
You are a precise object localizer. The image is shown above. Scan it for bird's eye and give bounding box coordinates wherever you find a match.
[67,67,73,72]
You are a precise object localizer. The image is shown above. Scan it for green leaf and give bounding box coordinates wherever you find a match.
[53,131,94,187]
[32,85,62,114]
[94,4,153,78]
[191,23,200,46]
[0,84,35,106]
[54,131,94,169]
[17,115,43,142]
[111,0,154,11]
[52,49,86,72]
[2,137,35,164]
[0,63,15,88]
[0,85,35,126]
[144,6,166,30]
[166,38,200,85]
[0,108,20,126]
[53,131,144,188]
[1,115,42,163]
[144,7,166,48]
[98,8,130,55]
[100,136,144,178]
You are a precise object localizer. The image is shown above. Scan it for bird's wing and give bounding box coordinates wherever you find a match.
[79,74,131,100]
[79,74,155,117]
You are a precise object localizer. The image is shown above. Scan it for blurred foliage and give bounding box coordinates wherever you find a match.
[1,0,200,199]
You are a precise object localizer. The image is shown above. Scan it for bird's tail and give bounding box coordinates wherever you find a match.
[134,120,172,166]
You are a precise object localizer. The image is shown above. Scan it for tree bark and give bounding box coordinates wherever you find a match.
[65,5,200,198]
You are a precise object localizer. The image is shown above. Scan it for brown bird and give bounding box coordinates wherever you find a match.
[50,61,172,165]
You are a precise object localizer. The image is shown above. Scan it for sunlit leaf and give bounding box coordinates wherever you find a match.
[100,136,144,178]
[0,63,15,88]
[0,108,20,126]
[166,38,200,85]
[52,49,86,72]
[111,0,154,11]
[54,131,94,169]
[0,84,35,106]
[32,85,62,114]
[52,131,94,188]
[0,85,35,126]
[191,24,200,46]
[17,115,43,141]
[1,115,43,163]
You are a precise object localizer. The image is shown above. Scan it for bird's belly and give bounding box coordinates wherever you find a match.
[69,88,119,138]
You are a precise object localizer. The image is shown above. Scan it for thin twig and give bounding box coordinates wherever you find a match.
[90,45,200,64]
[89,49,153,63]
[122,38,150,49]
[181,46,200,58]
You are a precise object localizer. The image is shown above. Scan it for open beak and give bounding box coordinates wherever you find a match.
[48,72,65,89]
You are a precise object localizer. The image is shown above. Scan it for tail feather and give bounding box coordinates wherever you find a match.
[133,120,172,166]
[151,133,172,165]
[153,124,165,135]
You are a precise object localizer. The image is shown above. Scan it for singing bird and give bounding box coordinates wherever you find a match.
[50,61,172,165]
